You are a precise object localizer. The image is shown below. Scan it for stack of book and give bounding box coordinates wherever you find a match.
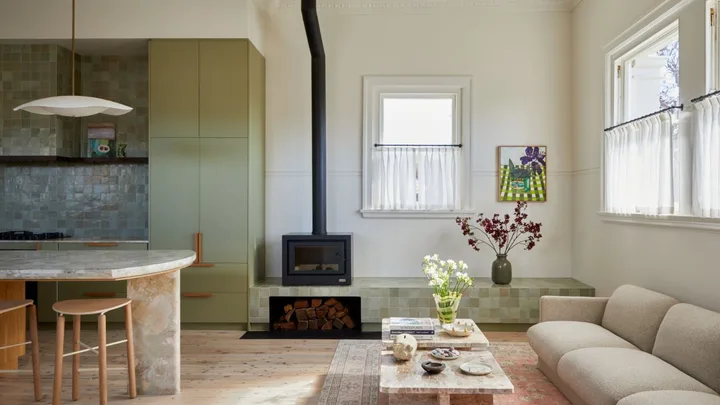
[388,317,436,340]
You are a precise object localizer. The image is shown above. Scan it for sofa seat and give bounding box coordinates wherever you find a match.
[558,348,717,405]
[617,391,720,405]
[527,321,638,372]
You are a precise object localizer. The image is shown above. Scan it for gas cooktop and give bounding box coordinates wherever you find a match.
[0,231,68,241]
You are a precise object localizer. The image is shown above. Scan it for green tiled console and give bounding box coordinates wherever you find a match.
[248,278,594,329]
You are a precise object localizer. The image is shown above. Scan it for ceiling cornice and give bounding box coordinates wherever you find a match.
[278,0,578,13]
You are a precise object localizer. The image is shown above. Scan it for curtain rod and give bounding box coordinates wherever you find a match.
[604,105,683,132]
[690,90,720,104]
[374,144,463,148]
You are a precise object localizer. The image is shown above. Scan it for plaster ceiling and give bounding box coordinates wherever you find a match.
[275,0,583,12]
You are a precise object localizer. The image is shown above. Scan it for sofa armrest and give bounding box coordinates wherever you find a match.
[539,296,609,324]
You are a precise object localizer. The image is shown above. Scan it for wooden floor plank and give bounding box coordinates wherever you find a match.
[0,329,526,405]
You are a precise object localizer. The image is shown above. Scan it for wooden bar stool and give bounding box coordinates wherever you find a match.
[0,299,42,401]
[52,298,136,405]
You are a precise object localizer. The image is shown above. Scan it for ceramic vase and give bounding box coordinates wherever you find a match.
[492,254,512,285]
[433,293,462,325]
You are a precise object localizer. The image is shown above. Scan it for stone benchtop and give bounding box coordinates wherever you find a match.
[0,250,196,281]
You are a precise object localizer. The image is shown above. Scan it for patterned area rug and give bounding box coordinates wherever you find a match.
[317,341,570,405]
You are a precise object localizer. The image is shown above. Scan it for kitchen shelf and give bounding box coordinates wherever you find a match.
[0,156,148,164]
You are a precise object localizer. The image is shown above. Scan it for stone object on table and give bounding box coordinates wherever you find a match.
[392,334,418,361]
[421,361,446,375]
[382,318,489,350]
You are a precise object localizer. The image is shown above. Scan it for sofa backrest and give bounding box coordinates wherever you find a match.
[653,303,720,394]
[601,285,678,352]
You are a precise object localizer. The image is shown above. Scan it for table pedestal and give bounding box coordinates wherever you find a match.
[127,270,181,395]
[389,393,493,405]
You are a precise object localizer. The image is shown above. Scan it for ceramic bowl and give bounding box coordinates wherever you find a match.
[442,321,476,337]
[421,361,446,375]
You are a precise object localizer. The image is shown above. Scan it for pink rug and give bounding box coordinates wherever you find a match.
[317,340,570,405]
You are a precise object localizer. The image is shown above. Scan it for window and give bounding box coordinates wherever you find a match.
[361,76,472,217]
[606,22,681,215]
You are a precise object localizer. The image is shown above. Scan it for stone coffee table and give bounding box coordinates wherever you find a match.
[379,349,514,405]
[381,318,489,350]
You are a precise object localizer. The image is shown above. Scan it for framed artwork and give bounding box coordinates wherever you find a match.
[497,146,547,202]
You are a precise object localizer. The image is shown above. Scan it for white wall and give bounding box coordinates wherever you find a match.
[572,0,720,312]
[265,6,573,278]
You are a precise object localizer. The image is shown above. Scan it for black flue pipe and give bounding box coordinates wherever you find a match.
[301,0,327,236]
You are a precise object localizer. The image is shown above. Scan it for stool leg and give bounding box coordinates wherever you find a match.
[53,315,65,405]
[98,314,107,405]
[72,315,81,401]
[28,305,42,402]
[124,304,137,398]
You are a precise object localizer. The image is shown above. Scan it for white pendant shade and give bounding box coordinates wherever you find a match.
[13,95,133,117]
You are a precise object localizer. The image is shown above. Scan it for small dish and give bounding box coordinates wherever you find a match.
[459,361,493,376]
[442,321,476,337]
[430,347,460,360]
[421,361,446,374]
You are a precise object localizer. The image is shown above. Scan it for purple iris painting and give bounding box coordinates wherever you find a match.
[498,146,548,202]
[520,146,547,175]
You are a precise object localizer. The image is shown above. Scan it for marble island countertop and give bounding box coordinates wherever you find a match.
[0,250,195,280]
[0,238,149,244]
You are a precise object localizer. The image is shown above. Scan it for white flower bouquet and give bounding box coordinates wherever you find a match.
[422,254,475,324]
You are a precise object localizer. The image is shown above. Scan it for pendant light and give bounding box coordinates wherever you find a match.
[13,0,133,117]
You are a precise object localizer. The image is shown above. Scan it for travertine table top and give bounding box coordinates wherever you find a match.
[379,350,514,395]
[0,250,196,280]
[382,319,490,350]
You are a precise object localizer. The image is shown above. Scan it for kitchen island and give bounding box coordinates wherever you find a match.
[0,250,196,395]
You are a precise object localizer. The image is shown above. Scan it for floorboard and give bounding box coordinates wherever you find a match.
[0,329,527,405]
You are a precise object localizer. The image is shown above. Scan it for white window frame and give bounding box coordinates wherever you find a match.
[360,76,474,219]
[601,0,720,231]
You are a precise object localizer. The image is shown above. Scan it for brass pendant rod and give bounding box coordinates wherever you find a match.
[71,0,76,95]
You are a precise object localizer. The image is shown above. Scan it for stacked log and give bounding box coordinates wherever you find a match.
[273,298,355,331]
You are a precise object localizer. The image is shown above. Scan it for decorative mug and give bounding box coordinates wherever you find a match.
[392,333,417,361]
[117,143,127,158]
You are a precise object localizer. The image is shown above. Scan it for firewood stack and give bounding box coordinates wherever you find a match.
[273,298,355,331]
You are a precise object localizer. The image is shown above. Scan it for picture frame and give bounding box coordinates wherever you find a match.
[497,145,548,202]
[87,123,116,158]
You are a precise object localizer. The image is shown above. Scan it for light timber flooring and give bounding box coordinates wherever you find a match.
[0,329,527,405]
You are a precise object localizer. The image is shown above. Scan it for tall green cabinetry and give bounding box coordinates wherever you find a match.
[148,39,265,326]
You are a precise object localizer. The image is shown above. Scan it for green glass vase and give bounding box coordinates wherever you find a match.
[492,254,512,285]
[433,293,462,325]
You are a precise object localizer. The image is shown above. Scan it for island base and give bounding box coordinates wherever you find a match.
[127,269,181,395]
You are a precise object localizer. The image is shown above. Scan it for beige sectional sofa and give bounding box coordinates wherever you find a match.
[527,285,720,405]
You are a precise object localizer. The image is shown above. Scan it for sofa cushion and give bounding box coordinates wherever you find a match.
[527,321,637,372]
[617,391,720,405]
[557,348,716,405]
[601,285,678,352]
[652,303,720,394]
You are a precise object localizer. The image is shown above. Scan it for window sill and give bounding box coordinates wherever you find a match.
[361,210,477,219]
[597,212,720,232]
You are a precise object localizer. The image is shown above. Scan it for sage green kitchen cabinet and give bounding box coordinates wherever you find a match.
[199,138,249,263]
[199,40,249,138]
[149,40,199,139]
[149,137,200,251]
[148,38,264,326]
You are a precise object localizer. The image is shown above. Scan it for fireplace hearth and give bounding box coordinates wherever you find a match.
[270,296,361,334]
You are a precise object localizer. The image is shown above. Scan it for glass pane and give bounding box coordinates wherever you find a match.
[381,97,453,145]
[626,38,679,120]
[293,244,342,273]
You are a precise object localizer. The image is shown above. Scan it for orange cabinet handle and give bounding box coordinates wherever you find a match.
[182,293,215,299]
[86,242,119,247]
[83,292,117,298]
[192,233,214,267]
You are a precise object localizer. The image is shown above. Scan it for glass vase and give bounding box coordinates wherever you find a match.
[433,293,462,325]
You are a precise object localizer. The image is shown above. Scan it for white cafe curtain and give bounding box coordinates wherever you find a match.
[370,147,461,211]
[605,113,675,215]
[692,96,720,218]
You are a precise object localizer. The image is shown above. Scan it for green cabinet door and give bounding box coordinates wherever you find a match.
[199,40,249,138]
[149,40,199,138]
[199,138,248,263]
[149,138,200,250]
